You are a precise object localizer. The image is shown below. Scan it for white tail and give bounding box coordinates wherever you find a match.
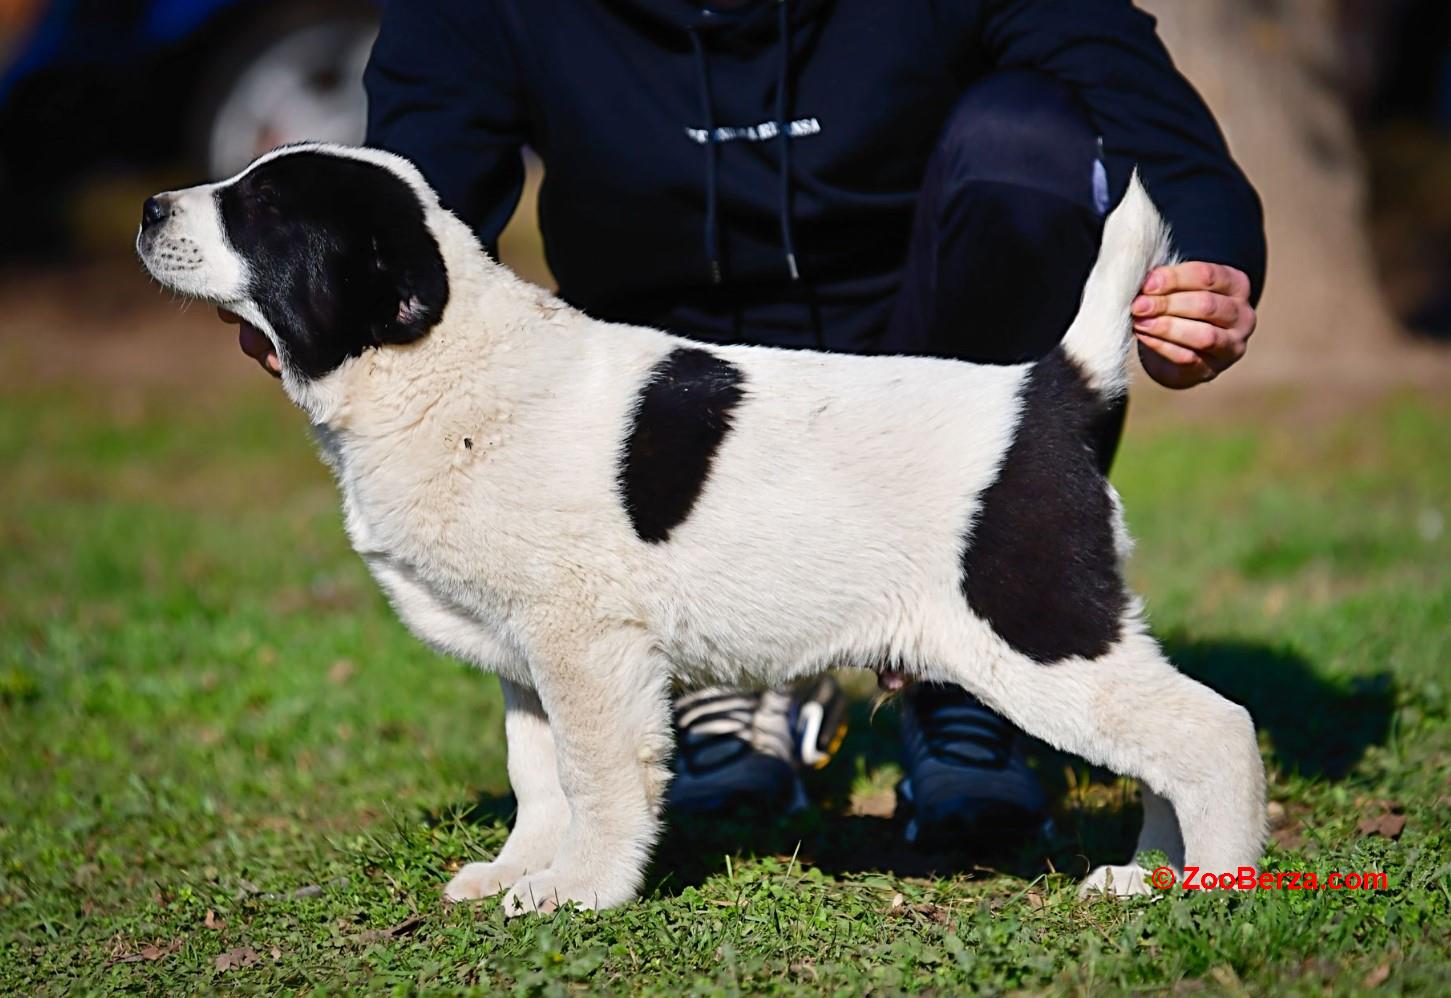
[1059,171,1174,399]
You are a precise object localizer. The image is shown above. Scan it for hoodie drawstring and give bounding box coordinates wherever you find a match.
[775,0,800,281]
[688,2,800,286]
[687,26,723,285]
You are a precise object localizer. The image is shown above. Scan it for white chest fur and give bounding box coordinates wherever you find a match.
[316,424,534,685]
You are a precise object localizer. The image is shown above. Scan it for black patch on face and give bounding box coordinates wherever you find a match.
[961,349,1126,663]
[620,347,746,543]
[218,151,449,380]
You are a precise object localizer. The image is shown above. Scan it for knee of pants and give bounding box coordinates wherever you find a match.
[931,68,1105,217]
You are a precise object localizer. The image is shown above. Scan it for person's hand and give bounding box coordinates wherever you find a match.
[1131,262,1255,389]
[218,307,281,377]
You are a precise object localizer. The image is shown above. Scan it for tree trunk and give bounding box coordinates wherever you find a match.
[1138,0,1448,398]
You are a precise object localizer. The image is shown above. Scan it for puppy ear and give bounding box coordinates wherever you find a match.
[370,227,449,346]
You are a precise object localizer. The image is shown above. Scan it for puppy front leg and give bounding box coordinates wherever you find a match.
[445,678,570,901]
[502,629,671,916]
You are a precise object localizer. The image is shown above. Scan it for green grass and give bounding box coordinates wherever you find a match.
[2,377,1449,994]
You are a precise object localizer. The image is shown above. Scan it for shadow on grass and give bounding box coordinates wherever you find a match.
[436,636,1395,895]
[432,792,518,829]
[1160,635,1395,781]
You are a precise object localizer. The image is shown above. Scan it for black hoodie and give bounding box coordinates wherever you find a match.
[365,0,1265,350]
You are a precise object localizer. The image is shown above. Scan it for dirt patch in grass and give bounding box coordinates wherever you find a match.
[0,262,257,393]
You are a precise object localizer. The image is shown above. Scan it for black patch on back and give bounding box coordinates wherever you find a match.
[961,349,1126,662]
[218,151,449,380]
[620,348,746,543]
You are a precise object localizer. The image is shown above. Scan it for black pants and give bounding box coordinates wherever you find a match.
[883,68,1124,470]
[886,70,1106,356]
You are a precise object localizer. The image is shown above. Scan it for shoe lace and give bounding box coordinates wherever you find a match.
[910,685,1014,769]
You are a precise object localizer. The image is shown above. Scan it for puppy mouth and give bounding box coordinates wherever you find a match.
[238,322,282,377]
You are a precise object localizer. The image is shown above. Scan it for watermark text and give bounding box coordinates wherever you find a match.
[1151,866,1389,891]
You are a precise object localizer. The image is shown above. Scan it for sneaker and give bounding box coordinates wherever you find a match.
[897,684,1049,850]
[668,678,847,815]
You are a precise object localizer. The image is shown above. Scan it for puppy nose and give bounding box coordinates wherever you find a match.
[141,196,170,230]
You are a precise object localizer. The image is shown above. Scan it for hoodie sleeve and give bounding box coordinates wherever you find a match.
[363,0,527,257]
[971,0,1267,302]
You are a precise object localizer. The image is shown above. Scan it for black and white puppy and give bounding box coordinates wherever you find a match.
[137,144,1265,914]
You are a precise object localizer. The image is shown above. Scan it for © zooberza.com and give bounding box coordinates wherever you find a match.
[1152,866,1390,892]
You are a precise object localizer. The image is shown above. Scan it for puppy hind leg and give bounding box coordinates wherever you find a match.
[947,631,1264,896]
[445,678,571,902]
[1116,641,1266,878]
[502,628,672,916]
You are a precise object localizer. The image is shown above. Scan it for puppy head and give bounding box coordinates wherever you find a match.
[136,144,450,413]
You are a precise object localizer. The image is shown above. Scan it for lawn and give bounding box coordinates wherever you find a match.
[1,364,1448,994]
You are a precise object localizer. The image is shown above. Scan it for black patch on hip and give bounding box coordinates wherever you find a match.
[961,349,1126,662]
[620,347,746,543]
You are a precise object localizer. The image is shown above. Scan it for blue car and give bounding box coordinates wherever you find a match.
[1,0,376,198]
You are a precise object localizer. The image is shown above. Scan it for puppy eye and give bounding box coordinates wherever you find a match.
[249,182,279,209]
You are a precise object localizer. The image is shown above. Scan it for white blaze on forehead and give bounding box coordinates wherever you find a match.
[221,141,442,210]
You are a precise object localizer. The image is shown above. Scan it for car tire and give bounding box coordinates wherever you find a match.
[190,1,377,179]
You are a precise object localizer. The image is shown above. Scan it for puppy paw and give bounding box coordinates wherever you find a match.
[1077,864,1157,899]
[444,860,529,902]
[501,869,628,917]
